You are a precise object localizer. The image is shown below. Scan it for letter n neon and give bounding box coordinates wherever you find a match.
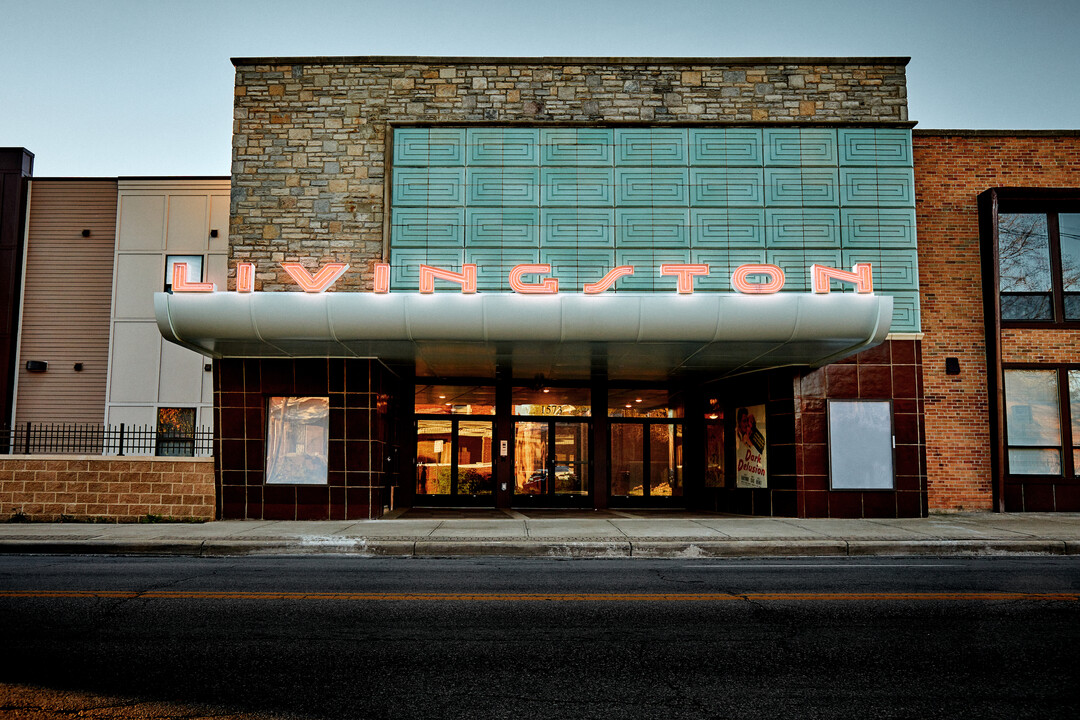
[810,263,874,293]
[418,264,477,294]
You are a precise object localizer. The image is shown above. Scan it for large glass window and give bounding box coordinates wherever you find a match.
[265,397,329,485]
[512,387,591,417]
[1004,370,1062,475]
[999,212,1080,322]
[828,401,894,490]
[415,385,495,415]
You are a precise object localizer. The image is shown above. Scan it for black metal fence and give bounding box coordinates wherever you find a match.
[0,423,214,457]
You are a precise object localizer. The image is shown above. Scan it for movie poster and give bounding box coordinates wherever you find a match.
[735,404,767,488]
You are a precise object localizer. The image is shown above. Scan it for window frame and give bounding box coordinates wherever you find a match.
[992,193,1080,329]
[1001,364,1079,482]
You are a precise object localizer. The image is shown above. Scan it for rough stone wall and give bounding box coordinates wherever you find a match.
[0,456,215,522]
[230,57,909,291]
[912,131,1080,511]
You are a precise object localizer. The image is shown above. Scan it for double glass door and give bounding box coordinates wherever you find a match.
[415,418,495,503]
[610,421,683,499]
[514,421,590,504]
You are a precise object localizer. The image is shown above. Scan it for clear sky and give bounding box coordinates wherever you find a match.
[3,0,1078,176]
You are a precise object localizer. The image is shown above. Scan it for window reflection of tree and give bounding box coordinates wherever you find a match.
[999,213,1051,319]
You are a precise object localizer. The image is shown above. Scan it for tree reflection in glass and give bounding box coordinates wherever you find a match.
[1060,214,1080,319]
[999,213,1052,320]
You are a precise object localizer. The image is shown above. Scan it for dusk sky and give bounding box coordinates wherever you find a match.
[3,0,1078,176]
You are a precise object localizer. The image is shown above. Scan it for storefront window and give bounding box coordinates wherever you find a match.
[1004,370,1062,475]
[265,397,329,485]
[513,387,590,416]
[415,385,495,415]
[608,389,684,418]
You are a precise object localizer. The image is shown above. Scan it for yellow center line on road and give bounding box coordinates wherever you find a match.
[0,590,1078,602]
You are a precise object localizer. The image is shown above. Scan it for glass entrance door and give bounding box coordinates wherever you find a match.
[513,421,589,505]
[416,418,495,505]
[610,421,684,501]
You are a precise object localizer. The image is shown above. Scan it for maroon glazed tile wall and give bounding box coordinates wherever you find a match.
[795,339,927,518]
[215,358,392,520]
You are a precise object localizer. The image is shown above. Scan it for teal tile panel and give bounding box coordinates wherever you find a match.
[391,208,465,248]
[541,167,614,207]
[615,128,688,166]
[540,208,615,248]
[615,208,690,248]
[690,250,766,291]
[690,208,766,248]
[393,168,465,207]
[390,249,464,291]
[884,291,920,332]
[466,128,539,166]
[838,129,912,167]
[691,168,765,207]
[765,249,843,291]
[764,168,839,207]
[465,208,540,248]
[540,128,614,166]
[616,168,689,206]
[763,129,838,166]
[541,249,617,291]
[764,209,841,248]
[615,249,692,291]
[466,168,540,206]
[465,248,541,291]
[841,250,919,290]
[392,128,466,166]
[840,208,917,248]
[689,129,763,167]
[840,167,915,207]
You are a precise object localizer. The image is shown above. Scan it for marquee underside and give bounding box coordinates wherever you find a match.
[155,291,893,381]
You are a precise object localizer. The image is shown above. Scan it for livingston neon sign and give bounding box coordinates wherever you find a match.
[171,262,875,295]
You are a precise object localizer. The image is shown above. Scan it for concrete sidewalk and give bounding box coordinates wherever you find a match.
[2,509,1080,558]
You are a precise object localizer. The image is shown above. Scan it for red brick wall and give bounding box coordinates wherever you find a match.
[913,132,1080,511]
[1001,329,1080,364]
[0,456,214,522]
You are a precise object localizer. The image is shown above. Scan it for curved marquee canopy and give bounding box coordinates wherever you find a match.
[155,291,893,381]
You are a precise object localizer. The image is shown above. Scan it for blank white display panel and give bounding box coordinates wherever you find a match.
[829,400,894,490]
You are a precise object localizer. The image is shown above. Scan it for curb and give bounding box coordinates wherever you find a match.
[1,538,1076,558]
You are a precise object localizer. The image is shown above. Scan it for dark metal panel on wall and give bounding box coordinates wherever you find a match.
[0,149,34,430]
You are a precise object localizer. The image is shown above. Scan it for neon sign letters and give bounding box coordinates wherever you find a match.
[173,261,875,295]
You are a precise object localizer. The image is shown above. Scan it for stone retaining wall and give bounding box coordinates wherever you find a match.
[0,456,215,522]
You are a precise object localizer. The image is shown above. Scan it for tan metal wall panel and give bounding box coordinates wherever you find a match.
[15,180,117,424]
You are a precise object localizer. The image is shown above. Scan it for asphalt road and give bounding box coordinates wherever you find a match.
[2,556,1079,719]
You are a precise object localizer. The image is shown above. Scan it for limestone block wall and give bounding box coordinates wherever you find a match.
[229,56,910,292]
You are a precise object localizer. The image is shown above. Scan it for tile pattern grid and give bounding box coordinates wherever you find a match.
[391,127,919,332]
[215,358,393,520]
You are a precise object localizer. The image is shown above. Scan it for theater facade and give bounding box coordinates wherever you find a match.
[148,56,1079,520]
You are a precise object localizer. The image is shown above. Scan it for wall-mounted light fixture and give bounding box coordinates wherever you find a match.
[81,229,91,238]
[210,229,219,238]
[25,360,47,373]
[945,357,961,375]
[204,363,213,372]
[73,363,84,372]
